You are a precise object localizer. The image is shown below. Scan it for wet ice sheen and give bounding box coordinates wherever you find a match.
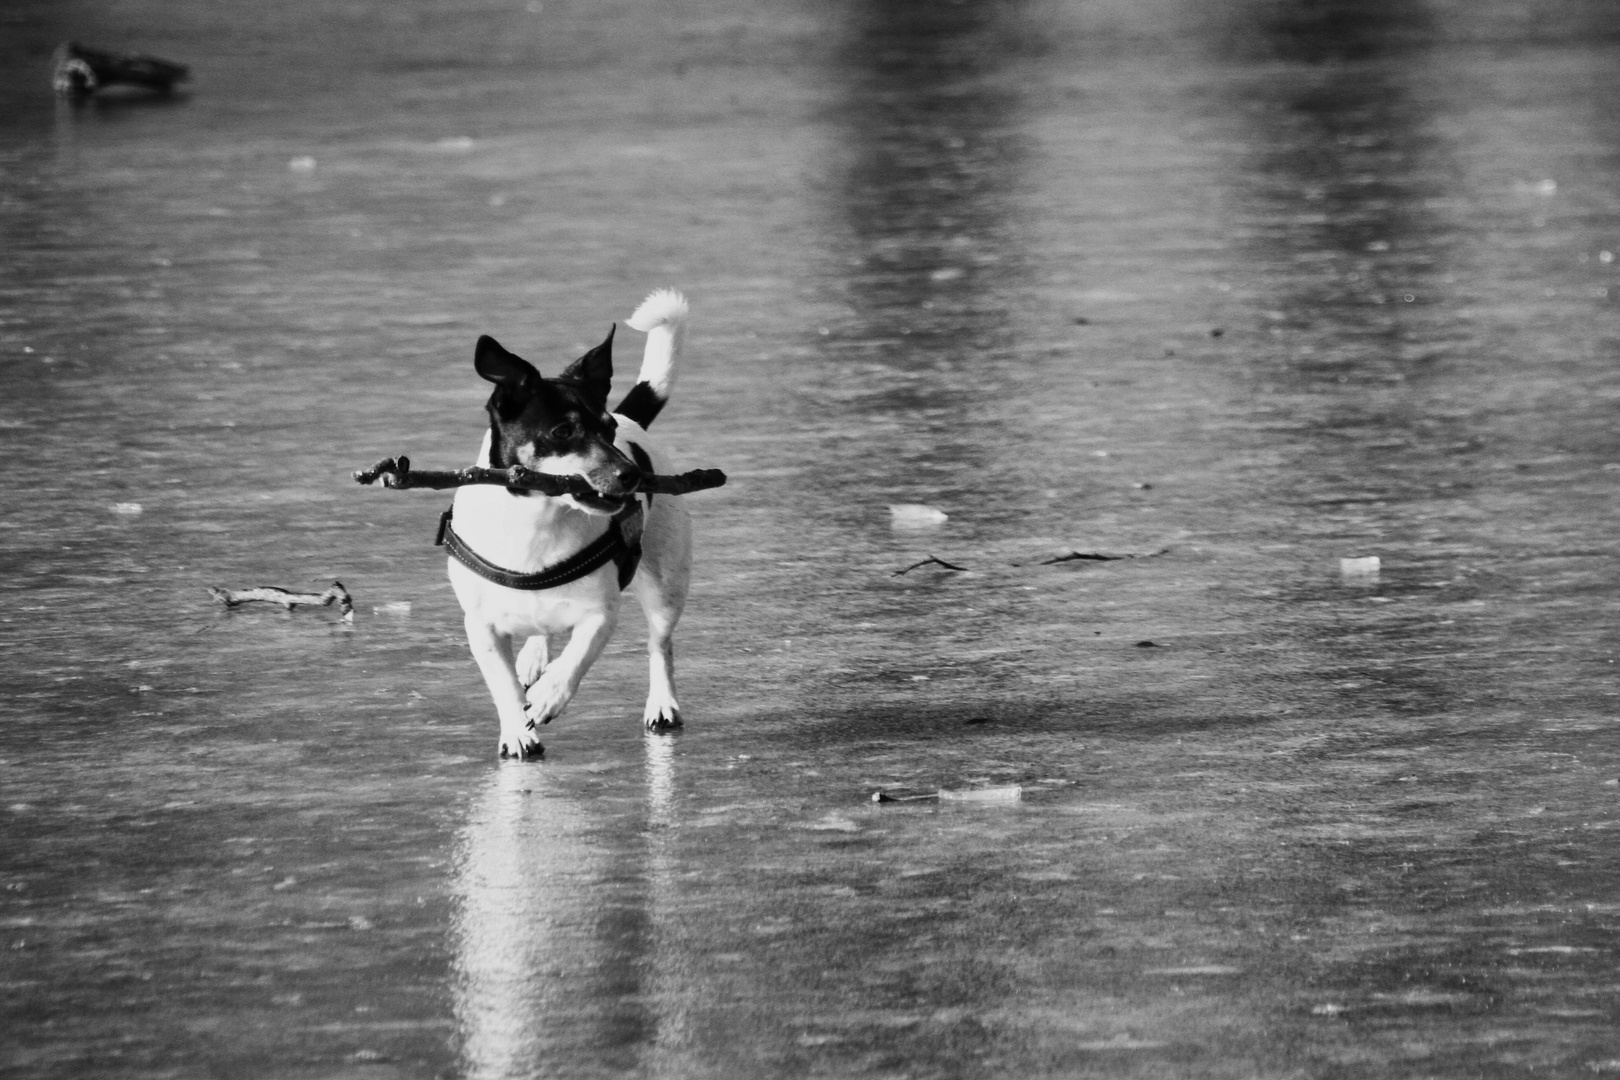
[4,0,1620,1078]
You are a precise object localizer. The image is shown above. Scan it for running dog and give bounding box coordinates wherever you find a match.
[443,290,693,759]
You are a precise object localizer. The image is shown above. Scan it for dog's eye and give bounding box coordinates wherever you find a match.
[549,423,576,441]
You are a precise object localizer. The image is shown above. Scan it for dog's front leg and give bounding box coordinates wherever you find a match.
[463,617,542,759]
[515,634,549,691]
[524,611,616,728]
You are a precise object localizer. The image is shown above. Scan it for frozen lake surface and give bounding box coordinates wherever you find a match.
[4,0,1620,1076]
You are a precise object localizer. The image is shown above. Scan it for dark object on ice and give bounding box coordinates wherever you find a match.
[1135,640,1158,648]
[1041,548,1168,565]
[354,455,726,498]
[1211,327,1225,338]
[208,582,354,621]
[53,42,190,99]
[1073,316,1092,325]
[874,786,1023,804]
[963,717,991,726]
[893,555,968,576]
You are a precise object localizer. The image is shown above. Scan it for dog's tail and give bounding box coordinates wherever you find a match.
[616,288,688,429]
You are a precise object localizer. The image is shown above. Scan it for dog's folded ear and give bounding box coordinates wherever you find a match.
[560,325,614,409]
[474,335,541,389]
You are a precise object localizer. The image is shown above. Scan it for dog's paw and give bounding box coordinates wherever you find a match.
[644,704,683,731]
[515,636,549,690]
[524,673,573,727]
[498,724,544,760]
[522,700,558,729]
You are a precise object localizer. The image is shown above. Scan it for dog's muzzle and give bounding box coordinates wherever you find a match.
[576,456,641,510]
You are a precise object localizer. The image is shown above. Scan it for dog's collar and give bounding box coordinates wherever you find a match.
[437,501,643,592]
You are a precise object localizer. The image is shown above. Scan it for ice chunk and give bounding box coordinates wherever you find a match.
[889,503,947,529]
[1340,555,1380,580]
[938,785,1022,803]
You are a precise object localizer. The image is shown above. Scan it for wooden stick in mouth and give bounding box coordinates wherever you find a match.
[353,456,727,498]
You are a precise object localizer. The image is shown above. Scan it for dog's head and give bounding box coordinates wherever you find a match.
[473,328,641,514]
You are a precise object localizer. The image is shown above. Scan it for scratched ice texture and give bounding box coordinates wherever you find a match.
[3,0,1620,1077]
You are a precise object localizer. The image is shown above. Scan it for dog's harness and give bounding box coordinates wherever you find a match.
[436,446,654,592]
[437,501,643,591]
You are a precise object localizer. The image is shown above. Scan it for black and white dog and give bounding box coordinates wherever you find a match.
[444,290,692,759]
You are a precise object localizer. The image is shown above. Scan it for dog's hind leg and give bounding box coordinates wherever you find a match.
[635,573,687,731]
[632,490,692,731]
[643,616,682,730]
[515,634,549,690]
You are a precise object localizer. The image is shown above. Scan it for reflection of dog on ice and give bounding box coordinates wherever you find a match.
[453,736,678,1075]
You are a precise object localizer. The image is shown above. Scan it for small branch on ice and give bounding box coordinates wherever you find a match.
[1041,548,1169,565]
[894,555,969,577]
[353,456,726,497]
[208,582,354,622]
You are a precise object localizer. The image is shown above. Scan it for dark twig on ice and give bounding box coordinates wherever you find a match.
[53,43,190,98]
[208,582,354,622]
[353,456,727,498]
[1041,548,1169,565]
[893,555,969,577]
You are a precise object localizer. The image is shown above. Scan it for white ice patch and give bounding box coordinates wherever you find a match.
[889,503,947,530]
[1340,555,1380,580]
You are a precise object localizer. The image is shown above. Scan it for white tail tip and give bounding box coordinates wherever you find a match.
[626,288,689,332]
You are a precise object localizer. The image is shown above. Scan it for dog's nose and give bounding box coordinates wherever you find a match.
[612,458,642,493]
[594,457,640,497]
